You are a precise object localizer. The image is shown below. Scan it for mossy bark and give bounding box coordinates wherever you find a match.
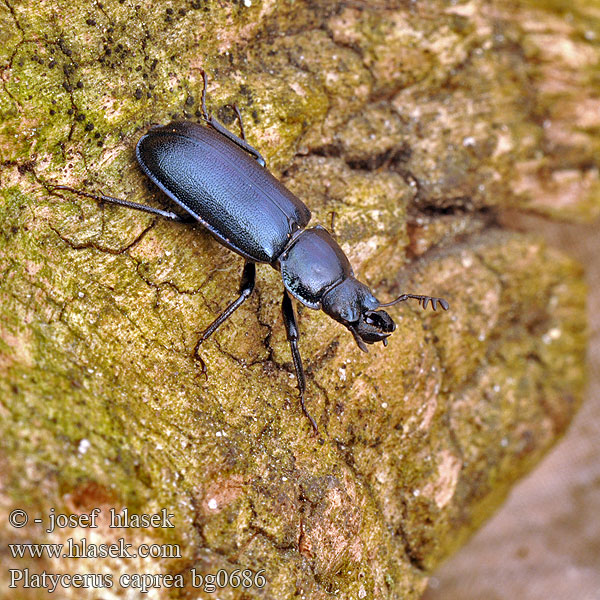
[0,0,593,598]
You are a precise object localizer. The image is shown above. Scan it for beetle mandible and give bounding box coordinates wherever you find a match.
[53,71,449,434]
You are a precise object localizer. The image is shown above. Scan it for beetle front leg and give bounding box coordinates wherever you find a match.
[281,291,318,434]
[194,261,256,367]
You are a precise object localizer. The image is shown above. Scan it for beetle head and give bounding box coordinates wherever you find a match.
[321,277,396,352]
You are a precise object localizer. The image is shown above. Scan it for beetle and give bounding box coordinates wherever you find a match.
[52,71,449,433]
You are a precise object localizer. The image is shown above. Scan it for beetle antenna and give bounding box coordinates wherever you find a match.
[379,293,449,311]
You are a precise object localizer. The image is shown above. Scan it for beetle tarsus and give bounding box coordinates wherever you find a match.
[193,344,208,378]
[300,390,319,435]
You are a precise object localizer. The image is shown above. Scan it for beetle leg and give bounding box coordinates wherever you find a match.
[232,104,247,141]
[194,261,256,359]
[208,114,267,168]
[50,185,195,223]
[329,210,338,239]
[200,69,211,122]
[281,291,318,434]
[199,69,267,168]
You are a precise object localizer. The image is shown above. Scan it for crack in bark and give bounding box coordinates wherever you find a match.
[48,219,156,257]
[247,499,299,553]
[395,509,427,572]
[2,0,24,36]
[1,38,30,109]
[0,1,27,120]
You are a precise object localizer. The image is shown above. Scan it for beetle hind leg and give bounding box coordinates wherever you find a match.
[50,185,195,223]
[199,69,267,168]
[207,110,267,168]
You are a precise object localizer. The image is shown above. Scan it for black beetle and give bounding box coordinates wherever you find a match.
[53,71,449,433]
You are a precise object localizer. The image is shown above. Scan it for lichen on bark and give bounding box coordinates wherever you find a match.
[0,0,593,598]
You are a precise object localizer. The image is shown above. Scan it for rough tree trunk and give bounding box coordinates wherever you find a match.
[0,0,594,598]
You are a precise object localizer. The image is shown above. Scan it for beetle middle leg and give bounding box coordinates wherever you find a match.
[199,69,267,168]
[194,261,256,366]
[281,291,318,434]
